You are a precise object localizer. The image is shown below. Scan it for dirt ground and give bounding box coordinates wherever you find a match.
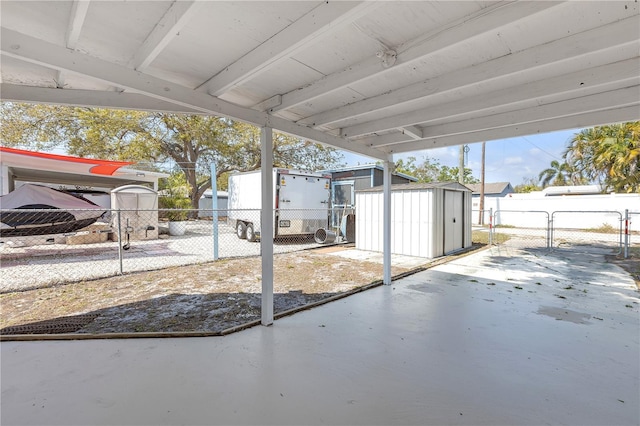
[0,249,413,336]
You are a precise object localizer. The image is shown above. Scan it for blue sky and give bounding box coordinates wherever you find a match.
[342,128,581,185]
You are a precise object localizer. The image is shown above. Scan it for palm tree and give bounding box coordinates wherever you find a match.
[564,122,640,193]
[538,160,573,187]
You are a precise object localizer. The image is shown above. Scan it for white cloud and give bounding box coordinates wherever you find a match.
[504,156,523,165]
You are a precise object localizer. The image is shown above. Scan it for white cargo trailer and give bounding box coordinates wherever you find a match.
[227,169,331,241]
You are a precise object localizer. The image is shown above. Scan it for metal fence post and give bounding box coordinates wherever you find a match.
[548,212,554,250]
[489,208,493,246]
[546,212,553,250]
[211,163,219,261]
[624,209,629,259]
[116,209,123,275]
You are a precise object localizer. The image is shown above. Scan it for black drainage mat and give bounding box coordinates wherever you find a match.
[1,313,99,335]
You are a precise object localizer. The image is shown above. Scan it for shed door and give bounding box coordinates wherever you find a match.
[444,190,463,254]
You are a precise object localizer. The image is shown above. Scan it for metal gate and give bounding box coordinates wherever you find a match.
[550,211,622,255]
[492,210,550,249]
[626,211,640,258]
[492,210,624,255]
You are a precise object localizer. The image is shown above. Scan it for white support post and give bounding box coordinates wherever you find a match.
[0,164,8,195]
[383,157,392,285]
[260,126,274,326]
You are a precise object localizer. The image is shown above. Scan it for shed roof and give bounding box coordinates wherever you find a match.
[357,181,470,193]
[321,164,418,182]
[465,182,513,195]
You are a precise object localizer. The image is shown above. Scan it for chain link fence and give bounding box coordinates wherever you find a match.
[493,210,550,249]
[551,211,622,255]
[1,205,402,335]
[0,207,361,293]
[490,209,629,255]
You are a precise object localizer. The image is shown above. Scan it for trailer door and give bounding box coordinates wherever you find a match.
[277,173,330,236]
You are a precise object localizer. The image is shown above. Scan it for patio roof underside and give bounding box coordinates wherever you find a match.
[1,1,639,160]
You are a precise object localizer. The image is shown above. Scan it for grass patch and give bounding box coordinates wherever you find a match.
[628,247,640,259]
[583,223,618,234]
[472,230,510,245]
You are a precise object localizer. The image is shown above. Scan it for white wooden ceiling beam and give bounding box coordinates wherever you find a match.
[357,132,413,148]
[0,28,386,160]
[399,126,423,140]
[198,1,378,97]
[254,95,282,112]
[302,15,640,129]
[367,87,640,148]
[56,0,90,88]
[342,58,640,137]
[380,106,640,154]
[131,1,202,71]
[66,0,89,49]
[419,87,640,140]
[272,1,561,113]
[0,84,203,114]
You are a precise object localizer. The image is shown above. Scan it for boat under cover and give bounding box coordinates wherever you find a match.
[0,184,106,237]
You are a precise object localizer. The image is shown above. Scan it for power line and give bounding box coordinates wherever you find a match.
[520,135,563,161]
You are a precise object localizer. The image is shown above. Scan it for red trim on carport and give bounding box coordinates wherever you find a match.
[0,147,133,176]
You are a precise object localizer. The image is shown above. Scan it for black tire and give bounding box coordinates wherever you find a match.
[246,223,257,242]
[236,221,247,239]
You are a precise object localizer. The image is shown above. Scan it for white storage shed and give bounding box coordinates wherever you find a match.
[356,182,472,259]
[110,185,159,242]
[198,190,228,219]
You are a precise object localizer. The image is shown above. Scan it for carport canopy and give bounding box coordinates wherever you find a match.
[0,146,168,193]
[1,1,639,325]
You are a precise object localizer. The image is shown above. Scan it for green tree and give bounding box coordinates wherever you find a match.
[564,122,639,193]
[437,165,479,184]
[0,103,344,208]
[514,177,542,193]
[394,156,442,182]
[394,156,479,184]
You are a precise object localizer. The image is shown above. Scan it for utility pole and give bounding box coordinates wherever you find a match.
[458,145,464,184]
[479,141,486,225]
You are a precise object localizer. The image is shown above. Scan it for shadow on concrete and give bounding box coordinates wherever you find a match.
[0,290,347,337]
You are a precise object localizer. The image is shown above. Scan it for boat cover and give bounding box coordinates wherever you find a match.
[0,184,106,237]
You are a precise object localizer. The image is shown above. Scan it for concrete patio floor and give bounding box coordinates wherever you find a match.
[1,246,638,426]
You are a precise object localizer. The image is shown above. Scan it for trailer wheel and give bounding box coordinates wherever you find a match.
[236,221,247,239]
[246,223,257,242]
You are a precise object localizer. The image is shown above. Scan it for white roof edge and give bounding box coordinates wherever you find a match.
[116,168,170,178]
